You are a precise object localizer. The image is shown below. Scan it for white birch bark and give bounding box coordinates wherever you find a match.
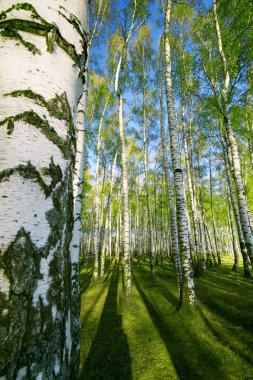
[197,154,214,266]
[224,146,251,276]
[159,40,183,298]
[93,98,109,279]
[0,1,88,378]
[100,151,117,278]
[209,147,222,265]
[153,169,158,262]
[228,198,239,271]
[164,0,195,306]
[205,224,217,266]
[118,92,131,293]
[142,105,155,276]
[212,0,253,267]
[181,104,206,273]
[115,188,122,262]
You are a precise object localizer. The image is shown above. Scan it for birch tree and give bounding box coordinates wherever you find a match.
[109,0,148,294]
[169,3,208,274]
[132,25,156,276]
[0,1,88,378]
[163,0,196,306]
[100,150,118,278]
[159,37,183,300]
[194,0,253,267]
[212,0,253,266]
[90,76,111,279]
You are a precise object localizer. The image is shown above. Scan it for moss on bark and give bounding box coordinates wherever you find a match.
[0,1,87,376]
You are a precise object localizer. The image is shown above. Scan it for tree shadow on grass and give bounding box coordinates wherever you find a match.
[80,269,93,294]
[133,274,230,380]
[195,277,253,335]
[134,260,181,308]
[80,264,132,380]
[198,305,253,366]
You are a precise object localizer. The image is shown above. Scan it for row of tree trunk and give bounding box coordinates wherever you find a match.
[87,0,253,310]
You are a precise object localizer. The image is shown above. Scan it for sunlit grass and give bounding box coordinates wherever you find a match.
[79,256,253,379]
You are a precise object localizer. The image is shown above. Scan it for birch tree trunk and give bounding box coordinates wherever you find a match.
[224,147,251,276]
[93,98,109,279]
[181,104,206,274]
[209,147,222,265]
[115,194,121,262]
[159,39,183,299]
[0,1,88,378]
[212,0,253,267]
[118,92,131,293]
[142,105,155,276]
[228,198,239,271]
[197,154,214,266]
[100,151,117,278]
[164,0,195,306]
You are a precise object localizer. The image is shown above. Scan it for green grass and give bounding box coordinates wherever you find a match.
[79,256,253,380]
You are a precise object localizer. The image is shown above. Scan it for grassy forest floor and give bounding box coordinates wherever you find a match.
[79,256,253,380]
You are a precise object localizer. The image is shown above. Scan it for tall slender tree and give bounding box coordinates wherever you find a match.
[110,0,147,293]
[159,37,183,299]
[132,25,156,276]
[163,0,196,306]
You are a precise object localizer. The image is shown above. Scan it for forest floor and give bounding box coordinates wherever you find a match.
[79,256,253,380]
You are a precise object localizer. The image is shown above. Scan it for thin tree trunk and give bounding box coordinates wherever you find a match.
[159,37,183,298]
[113,5,140,291]
[117,92,131,293]
[213,0,253,267]
[181,103,206,274]
[109,154,117,260]
[99,165,106,237]
[209,147,222,265]
[116,193,121,262]
[153,168,159,263]
[197,155,213,266]
[142,104,156,276]
[93,98,109,280]
[205,224,217,266]
[100,151,117,277]
[164,0,195,306]
[223,146,251,276]
[228,198,239,271]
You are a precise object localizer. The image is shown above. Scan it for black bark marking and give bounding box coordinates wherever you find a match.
[0,111,71,158]
[5,90,72,122]
[0,3,88,73]
[0,159,62,197]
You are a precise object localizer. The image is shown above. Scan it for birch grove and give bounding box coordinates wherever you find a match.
[1,1,253,374]
[81,0,253,309]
